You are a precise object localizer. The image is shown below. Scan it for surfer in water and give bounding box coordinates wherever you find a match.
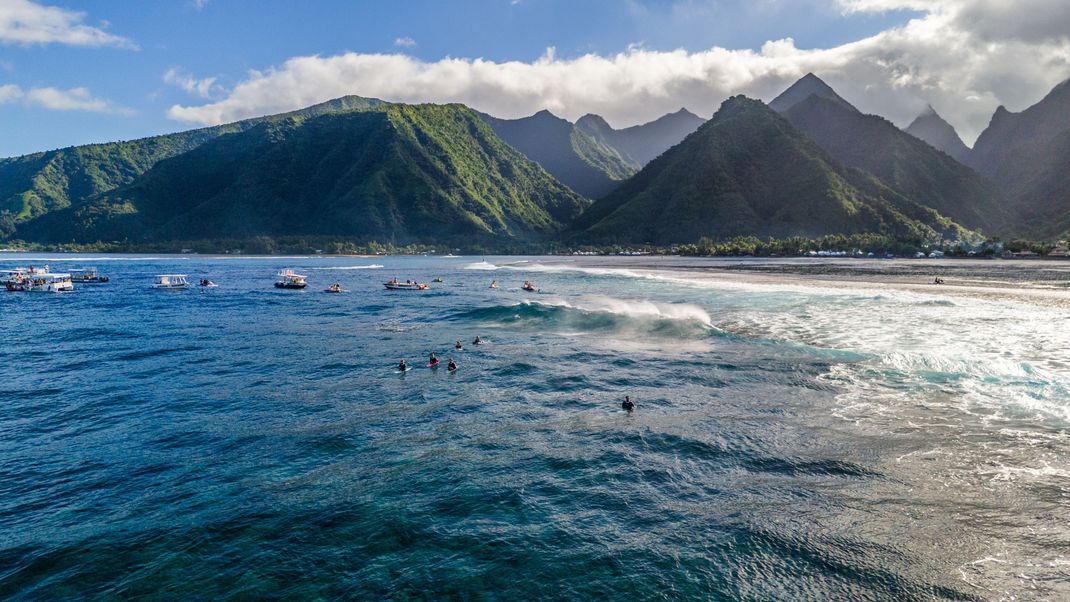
[429,352,439,367]
[447,358,457,372]
[621,395,635,412]
[399,359,408,372]
[472,336,483,345]
[455,340,463,350]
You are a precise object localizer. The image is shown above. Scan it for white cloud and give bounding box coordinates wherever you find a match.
[163,67,221,99]
[0,0,135,48]
[191,0,210,10]
[0,83,22,103]
[168,0,1070,144]
[0,84,130,114]
[394,36,416,48]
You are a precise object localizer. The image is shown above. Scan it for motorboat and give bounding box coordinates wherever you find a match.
[3,268,28,289]
[324,283,349,293]
[10,272,74,292]
[199,279,218,288]
[152,274,189,290]
[275,269,308,289]
[69,267,110,283]
[384,279,428,291]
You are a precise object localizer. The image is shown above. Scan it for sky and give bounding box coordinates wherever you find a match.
[2,0,1070,157]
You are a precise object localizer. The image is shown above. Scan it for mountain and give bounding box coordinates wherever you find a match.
[0,96,386,223]
[575,109,706,168]
[14,102,588,245]
[967,79,1070,238]
[969,78,1070,175]
[904,105,971,162]
[477,110,634,199]
[773,76,1007,234]
[768,72,858,113]
[570,96,971,245]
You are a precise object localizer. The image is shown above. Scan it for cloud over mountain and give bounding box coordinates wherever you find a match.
[155,0,1070,143]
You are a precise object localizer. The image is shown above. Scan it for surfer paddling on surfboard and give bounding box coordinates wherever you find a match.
[429,352,440,368]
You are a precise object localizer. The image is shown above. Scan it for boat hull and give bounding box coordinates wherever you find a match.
[275,283,307,289]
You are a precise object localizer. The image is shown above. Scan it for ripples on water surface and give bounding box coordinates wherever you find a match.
[1,254,1067,600]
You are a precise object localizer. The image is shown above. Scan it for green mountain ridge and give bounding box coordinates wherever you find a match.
[574,109,706,169]
[570,96,973,245]
[0,96,386,223]
[780,91,1008,235]
[477,110,634,199]
[17,103,588,245]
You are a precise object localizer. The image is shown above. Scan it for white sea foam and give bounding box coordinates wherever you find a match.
[526,295,715,328]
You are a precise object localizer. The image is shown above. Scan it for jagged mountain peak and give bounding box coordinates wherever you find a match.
[769,73,858,114]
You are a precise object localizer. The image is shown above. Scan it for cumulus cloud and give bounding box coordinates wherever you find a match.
[168,0,1070,144]
[163,67,221,99]
[0,0,135,48]
[394,37,416,48]
[0,84,130,114]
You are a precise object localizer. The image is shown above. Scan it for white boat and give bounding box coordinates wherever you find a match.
[384,279,428,291]
[275,269,308,289]
[152,274,189,289]
[69,267,110,283]
[10,272,74,292]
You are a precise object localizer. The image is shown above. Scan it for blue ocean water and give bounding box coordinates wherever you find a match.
[1,254,1067,600]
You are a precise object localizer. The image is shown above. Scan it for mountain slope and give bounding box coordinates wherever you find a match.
[17,103,588,245]
[904,105,971,163]
[780,92,1007,234]
[570,96,971,245]
[478,110,634,199]
[768,73,858,113]
[970,78,1070,175]
[0,96,386,222]
[965,78,1070,239]
[575,109,706,168]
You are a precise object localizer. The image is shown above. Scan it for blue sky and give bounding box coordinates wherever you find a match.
[2,0,1069,156]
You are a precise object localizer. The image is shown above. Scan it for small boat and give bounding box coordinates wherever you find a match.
[8,272,74,292]
[521,281,536,292]
[384,279,428,291]
[275,269,308,289]
[3,268,28,289]
[199,279,218,288]
[152,274,189,290]
[324,283,349,293]
[69,267,110,283]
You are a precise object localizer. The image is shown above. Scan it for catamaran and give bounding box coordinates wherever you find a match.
[275,269,308,289]
[152,274,189,290]
[9,272,75,292]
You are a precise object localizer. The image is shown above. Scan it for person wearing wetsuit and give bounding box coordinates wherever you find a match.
[399,359,407,372]
[455,341,463,350]
[429,352,439,367]
[447,359,457,371]
[473,336,482,345]
[621,395,635,412]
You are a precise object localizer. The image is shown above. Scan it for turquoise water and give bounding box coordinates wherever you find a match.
[1,255,1067,600]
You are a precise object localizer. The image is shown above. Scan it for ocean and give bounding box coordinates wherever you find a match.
[1,254,1067,600]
